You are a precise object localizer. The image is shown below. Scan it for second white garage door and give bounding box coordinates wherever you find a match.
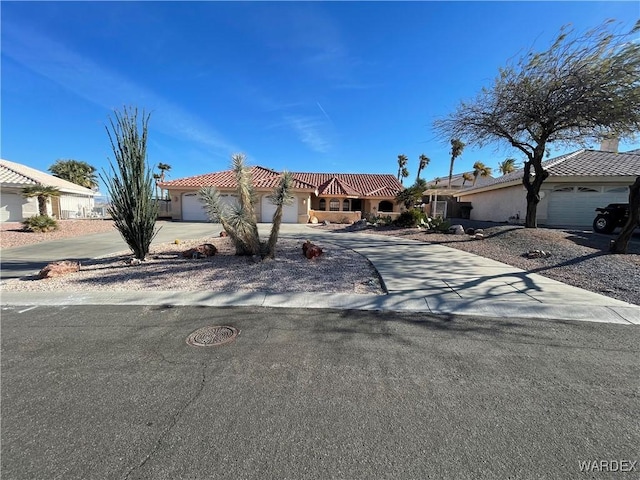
[261,195,299,223]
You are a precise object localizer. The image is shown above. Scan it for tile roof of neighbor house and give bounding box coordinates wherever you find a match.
[455,149,640,195]
[426,171,494,189]
[160,167,404,198]
[0,159,96,196]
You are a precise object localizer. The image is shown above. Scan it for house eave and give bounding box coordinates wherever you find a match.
[453,179,522,198]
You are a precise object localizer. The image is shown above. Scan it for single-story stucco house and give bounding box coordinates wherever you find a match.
[158,166,404,223]
[0,159,96,222]
[453,145,640,227]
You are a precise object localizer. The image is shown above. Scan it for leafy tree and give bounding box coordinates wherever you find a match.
[472,161,492,185]
[49,159,98,190]
[198,153,293,259]
[396,154,409,184]
[21,185,60,216]
[448,139,465,188]
[395,178,427,210]
[498,158,518,175]
[416,154,430,181]
[434,20,640,229]
[461,172,474,186]
[101,107,158,261]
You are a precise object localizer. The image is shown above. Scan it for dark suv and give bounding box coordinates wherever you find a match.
[592,203,638,233]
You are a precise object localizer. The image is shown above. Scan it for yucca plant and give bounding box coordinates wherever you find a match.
[198,153,293,259]
[101,107,158,260]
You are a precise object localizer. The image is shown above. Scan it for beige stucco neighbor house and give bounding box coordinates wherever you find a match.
[0,159,96,222]
[453,147,640,227]
[158,166,404,223]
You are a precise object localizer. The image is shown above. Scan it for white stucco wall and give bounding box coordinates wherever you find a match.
[458,185,529,223]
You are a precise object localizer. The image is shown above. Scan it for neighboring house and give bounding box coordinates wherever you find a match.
[422,171,495,218]
[158,166,404,223]
[453,146,640,227]
[0,159,96,222]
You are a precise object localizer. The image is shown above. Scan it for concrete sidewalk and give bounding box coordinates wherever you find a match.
[2,223,639,324]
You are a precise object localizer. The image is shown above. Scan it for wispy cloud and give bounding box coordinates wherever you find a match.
[2,22,238,156]
[283,115,330,153]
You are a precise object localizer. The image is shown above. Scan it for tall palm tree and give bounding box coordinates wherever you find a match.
[461,172,474,186]
[448,139,465,189]
[49,159,98,190]
[472,161,492,186]
[156,163,171,199]
[396,154,409,184]
[21,185,60,216]
[416,154,430,181]
[157,163,172,182]
[153,173,162,199]
[498,158,517,175]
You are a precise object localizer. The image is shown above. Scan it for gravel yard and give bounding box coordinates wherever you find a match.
[1,236,383,295]
[316,221,640,306]
[1,220,116,249]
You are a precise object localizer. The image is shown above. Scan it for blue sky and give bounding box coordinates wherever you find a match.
[2,1,639,193]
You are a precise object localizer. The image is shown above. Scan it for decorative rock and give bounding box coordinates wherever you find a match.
[126,258,143,266]
[466,228,475,235]
[182,243,217,258]
[323,220,331,226]
[474,233,485,240]
[219,231,228,237]
[310,216,319,224]
[38,260,80,279]
[352,219,368,230]
[474,228,484,235]
[449,224,465,235]
[302,240,323,259]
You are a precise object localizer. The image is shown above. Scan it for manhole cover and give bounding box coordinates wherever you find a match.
[186,326,239,347]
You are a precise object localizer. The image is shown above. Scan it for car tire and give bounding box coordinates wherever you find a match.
[593,215,616,234]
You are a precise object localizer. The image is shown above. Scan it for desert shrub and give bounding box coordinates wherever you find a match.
[22,215,58,232]
[101,107,158,260]
[423,216,451,232]
[364,213,393,226]
[394,209,426,228]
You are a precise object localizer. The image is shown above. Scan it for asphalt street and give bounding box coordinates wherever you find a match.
[2,306,638,480]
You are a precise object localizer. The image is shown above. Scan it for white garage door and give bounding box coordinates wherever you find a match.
[546,186,629,226]
[182,192,238,222]
[1,192,25,222]
[261,195,299,223]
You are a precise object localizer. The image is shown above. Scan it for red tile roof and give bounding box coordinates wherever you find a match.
[160,167,404,198]
[292,172,403,197]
